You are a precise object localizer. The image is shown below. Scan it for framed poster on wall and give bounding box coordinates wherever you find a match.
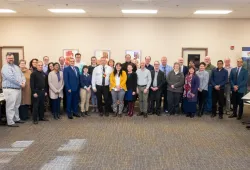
[1,46,24,69]
[63,49,79,58]
[94,50,110,64]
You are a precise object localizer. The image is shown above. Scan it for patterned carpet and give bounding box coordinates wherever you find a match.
[0,110,250,170]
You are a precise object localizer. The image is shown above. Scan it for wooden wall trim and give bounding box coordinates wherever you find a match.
[182,47,208,58]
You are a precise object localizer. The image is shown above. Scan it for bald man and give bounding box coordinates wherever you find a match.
[224,58,232,113]
[204,56,216,114]
[178,57,188,76]
[159,56,173,113]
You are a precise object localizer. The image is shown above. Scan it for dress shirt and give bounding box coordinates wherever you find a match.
[136,68,152,89]
[92,65,113,89]
[180,65,183,72]
[1,63,25,89]
[196,70,209,91]
[224,66,232,82]
[153,71,158,87]
[159,64,173,76]
[43,65,48,74]
[71,66,77,76]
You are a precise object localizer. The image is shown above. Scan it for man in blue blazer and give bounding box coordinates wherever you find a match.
[63,57,80,119]
[229,58,248,120]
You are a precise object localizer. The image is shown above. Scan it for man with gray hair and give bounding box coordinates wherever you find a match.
[1,53,26,127]
[224,57,232,113]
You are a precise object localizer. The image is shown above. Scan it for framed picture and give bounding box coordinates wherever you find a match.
[1,46,24,68]
[125,50,141,68]
[63,49,79,58]
[94,50,110,60]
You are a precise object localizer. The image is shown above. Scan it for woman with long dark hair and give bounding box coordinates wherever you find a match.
[109,62,127,117]
[45,62,54,112]
[183,66,200,118]
[29,58,38,72]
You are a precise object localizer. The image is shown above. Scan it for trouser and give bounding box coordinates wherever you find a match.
[198,90,208,115]
[167,91,181,114]
[80,89,91,112]
[19,105,29,120]
[225,83,231,111]
[63,87,67,111]
[96,85,110,113]
[66,90,79,116]
[3,89,21,125]
[32,90,45,122]
[111,89,125,114]
[205,85,213,112]
[51,97,61,117]
[91,89,97,106]
[138,86,149,113]
[150,90,162,113]
[160,84,168,111]
[232,91,244,118]
[147,90,152,112]
[212,89,224,116]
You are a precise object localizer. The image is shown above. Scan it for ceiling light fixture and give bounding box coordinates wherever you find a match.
[121,10,158,14]
[194,10,232,14]
[48,9,86,13]
[0,9,16,13]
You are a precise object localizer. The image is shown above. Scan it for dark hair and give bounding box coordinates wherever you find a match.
[217,60,223,64]
[108,59,115,67]
[75,53,81,57]
[199,62,206,67]
[47,62,54,74]
[81,65,88,74]
[188,66,196,75]
[113,63,122,77]
[29,58,38,69]
[53,62,60,67]
[6,52,13,57]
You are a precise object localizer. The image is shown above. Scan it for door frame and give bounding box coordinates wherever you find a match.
[182,47,208,58]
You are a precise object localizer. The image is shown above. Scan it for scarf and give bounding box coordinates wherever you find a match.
[183,74,193,98]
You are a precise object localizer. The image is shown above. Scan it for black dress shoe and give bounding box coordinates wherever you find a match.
[80,112,85,117]
[85,112,90,116]
[99,112,104,117]
[156,112,161,116]
[15,120,25,124]
[39,118,49,121]
[144,113,148,118]
[237,117,242,120]
[8,124,19,127]
[33,121,38,124]
[73,114,80,117]
[246,126,250,129]
[105,113,109,117]
[219,115,223,119]
[68,116,73,119]
[228,114,237,118]
[211,114,216,118]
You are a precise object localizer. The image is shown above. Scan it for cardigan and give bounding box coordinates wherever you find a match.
[126,72,137,92]
[48,71,64,99]
[109,70,127,91]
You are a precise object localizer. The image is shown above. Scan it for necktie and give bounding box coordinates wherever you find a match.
[60,65,64,71]
[235,67,239,82]
[72,67,77,76]
[102,66,105,86]
[56,72,61,82]
[163,66,166,77]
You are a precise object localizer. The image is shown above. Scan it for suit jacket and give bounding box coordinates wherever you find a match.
[230,67,248,93]
[150,70,165,90]
[182,65,188,77]
[63,66,80,92]
[48,71,64,99]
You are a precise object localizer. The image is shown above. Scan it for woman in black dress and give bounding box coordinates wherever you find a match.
[125,64,137,117]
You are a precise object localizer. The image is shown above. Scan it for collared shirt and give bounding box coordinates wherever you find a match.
[92,65,113,89]
[71,66,77,76]
[60,64,65,72]
[159,64,173,76]
[180,65,184,72]
[174,70,179,75]
[153,71,158,87]
[136,68,152,89]
[236,67,242,75]
[224,65,232,82]
[43,65,48,74]
[1,63,25,89]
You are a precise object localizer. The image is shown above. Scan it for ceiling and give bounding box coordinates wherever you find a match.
[0,0,250,18]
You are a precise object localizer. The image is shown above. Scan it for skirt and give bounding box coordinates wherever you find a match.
[125,89,133,101]
[183,97,197,113]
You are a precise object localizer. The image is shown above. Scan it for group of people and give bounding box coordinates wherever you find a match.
[0,52,248,127]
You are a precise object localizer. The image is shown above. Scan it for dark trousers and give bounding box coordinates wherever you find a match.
[167,91,181,114]
[66,90,78,116]
[160,84,168,111]
[212,89,224,116]
[232,91,244,118]
[51,97,61,117]
[32,90,45,121]
[150,90,161,113]
[198,90,208,115]
[63,87,67,111]
[19,105,29,120]
[96,85,109,113]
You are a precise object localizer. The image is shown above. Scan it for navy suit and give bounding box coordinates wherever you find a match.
[63,66,80,116]
[182,65,188,77]
[230,67,248,118]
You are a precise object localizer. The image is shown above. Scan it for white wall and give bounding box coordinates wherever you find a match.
[0,17,250,66]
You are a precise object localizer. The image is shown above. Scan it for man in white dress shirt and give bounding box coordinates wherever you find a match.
[92,57,113,116]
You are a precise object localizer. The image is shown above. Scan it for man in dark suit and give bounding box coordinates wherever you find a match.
[63,57,80,119]
[178,57,188,76]
[229,58,248,120]
[150,61,165,116]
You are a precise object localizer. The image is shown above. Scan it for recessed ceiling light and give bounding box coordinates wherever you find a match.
[121,10,158,14]
[0,9,16,13]
[194,10,232,14]
[48,9,86,13]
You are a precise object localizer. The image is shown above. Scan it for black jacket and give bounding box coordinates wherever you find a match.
[122,62,137,73]
[150,70,165,89]
[126,72,137,92]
